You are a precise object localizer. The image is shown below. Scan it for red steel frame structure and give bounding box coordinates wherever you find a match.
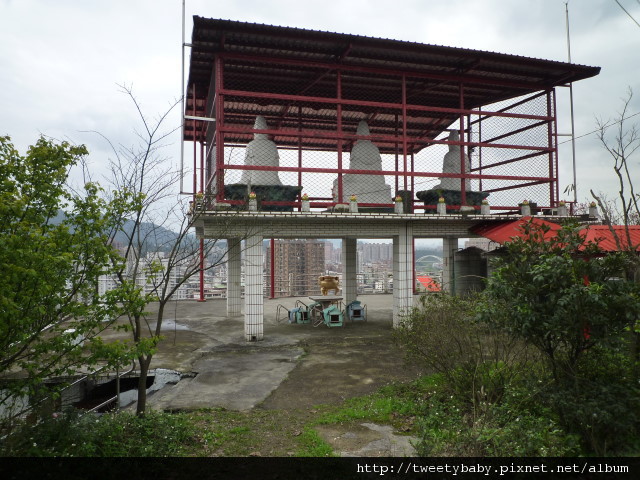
[184,19,599,214]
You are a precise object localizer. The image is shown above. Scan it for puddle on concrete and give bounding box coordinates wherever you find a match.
[117,369,183,409]
[160,319,190,331]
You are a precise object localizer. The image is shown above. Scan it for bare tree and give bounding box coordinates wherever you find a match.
[95,85,243,415]
[591,86,640,370]
[591,87,640,252]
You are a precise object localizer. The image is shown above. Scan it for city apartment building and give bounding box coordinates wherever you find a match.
[265,240,326,297]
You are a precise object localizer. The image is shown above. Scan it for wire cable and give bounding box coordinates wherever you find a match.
[614,0,640,28]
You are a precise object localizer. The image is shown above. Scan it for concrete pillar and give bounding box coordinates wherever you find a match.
[392,225,413,327]
[342,237,357,305]
[442,237,458,294]
[244,234,264,341]
[226,238,242,316]
[393,237,399,322]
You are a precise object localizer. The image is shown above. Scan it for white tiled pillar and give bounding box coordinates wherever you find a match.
[342,237,357,305]
[244,234,264,341]
[393,237,399,323]
[226,238,242,316]
[393,225,413,327]
[442,237,458,295]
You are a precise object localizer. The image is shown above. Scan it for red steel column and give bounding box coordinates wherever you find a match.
[192,83,197,198]
[401,75,408,192]
[215,56,225,202]
[297,106,303,207]
[478,107,483,192]
[336,71,343,203]
[548,89,558,206]
[459,83,467,206]
[394,114,399,194]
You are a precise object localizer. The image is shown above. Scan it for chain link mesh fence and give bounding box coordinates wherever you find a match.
[196,61,558,213]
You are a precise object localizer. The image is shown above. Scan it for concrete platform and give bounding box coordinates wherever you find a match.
[108,294,423,412]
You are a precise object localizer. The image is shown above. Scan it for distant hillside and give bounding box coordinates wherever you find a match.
[49,211,206,255]
[110,220,184,253]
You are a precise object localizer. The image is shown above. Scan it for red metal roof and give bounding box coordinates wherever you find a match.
[185,18,600,147]
[470,217,562,244]
[579,225,640,252]
[472,219,640,252]
[416,275,441,292]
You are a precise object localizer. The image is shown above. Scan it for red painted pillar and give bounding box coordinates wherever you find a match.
[270,238,276,299]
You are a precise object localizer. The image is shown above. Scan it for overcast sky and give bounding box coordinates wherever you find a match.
[1,0,639,207]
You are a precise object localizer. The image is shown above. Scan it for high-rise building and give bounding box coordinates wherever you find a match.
[265,239,326,297]
[358,241,393,265]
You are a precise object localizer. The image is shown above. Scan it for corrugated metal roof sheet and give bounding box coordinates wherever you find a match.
[470,217,562,244]
[579,225,640,252]
[416,275,441,292]
[472,220,640,252]
[185,18,600,146]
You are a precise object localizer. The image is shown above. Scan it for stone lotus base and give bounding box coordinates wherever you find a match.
[224,184,303,212]
[416,189,489,214]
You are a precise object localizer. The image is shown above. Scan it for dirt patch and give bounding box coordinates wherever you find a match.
[315,423,417,457]
[259,332,422,410]
[255,327,423,457]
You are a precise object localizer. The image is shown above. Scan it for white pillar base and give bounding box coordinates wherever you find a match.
[244,234,264,341]
[392,225,413,327]
[442,237,457,294]
[226,238,242,316]
[343,238,357,305]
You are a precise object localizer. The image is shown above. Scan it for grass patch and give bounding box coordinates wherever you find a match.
[314,375,440,432]
[294,427,336,457]
[2,372,593,457]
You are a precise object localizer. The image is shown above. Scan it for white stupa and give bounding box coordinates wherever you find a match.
[240,116,283,186]
[432,130,471,191]
[332,120,392,205]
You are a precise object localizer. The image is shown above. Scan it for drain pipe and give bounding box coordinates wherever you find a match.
[87,361,136,414]
[116,365,120,411]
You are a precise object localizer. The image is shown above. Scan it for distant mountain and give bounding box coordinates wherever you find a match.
[110,220,185,253]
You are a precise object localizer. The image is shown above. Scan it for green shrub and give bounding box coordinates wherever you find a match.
[415,373,580,457]
[395,293,536,406]
[546,347,640,456]
[2,410,198,457]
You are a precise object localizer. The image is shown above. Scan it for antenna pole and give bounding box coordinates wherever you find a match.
[565,2,578,204]
[180,0,186,193]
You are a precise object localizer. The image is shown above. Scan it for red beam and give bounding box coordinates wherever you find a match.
[220,88,553,122]
[218,124,553,152]
[223,163,552,182]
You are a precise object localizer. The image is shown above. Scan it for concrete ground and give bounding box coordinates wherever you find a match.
[131,294,421,411]
[107,294,424,456]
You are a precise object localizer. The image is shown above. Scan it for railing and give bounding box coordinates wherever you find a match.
[2,361,138,425]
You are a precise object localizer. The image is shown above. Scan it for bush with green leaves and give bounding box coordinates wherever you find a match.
[477,219,640,454]
[414,373,580,457]
[478,219,640,381]
[544,347,640,455]
[0,136,143,416]
[1,409,198,457]
[395,293,536,406]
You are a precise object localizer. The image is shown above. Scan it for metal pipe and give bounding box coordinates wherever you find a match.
[199,139,206,302]
[180,0,186,193]
[184,115,216,122]
[565,2,578,204]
